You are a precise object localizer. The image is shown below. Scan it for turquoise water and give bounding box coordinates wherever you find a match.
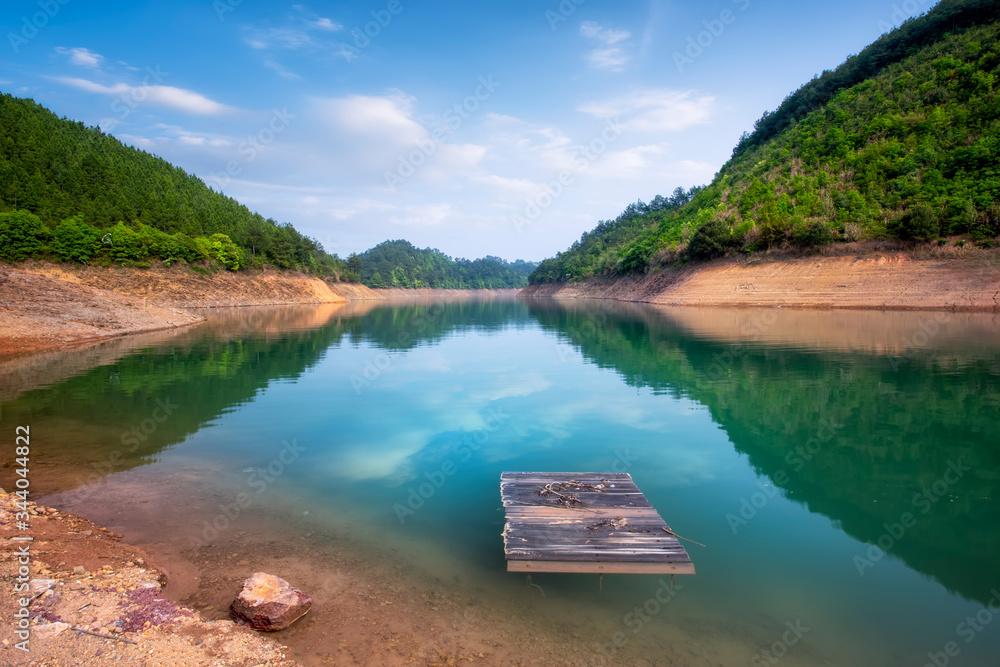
[3,298,1000,665]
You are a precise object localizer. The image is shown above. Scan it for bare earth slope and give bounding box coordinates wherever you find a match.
[521,247,1000,311]
[0,262,384,356]
[0,267,204,356]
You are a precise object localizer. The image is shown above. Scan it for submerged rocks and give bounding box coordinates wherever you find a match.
[229,572,312,631]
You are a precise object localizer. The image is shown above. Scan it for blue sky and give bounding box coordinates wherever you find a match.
[2,0,936,261]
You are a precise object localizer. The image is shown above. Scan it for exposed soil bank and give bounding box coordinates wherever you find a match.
[1,262,520,357]
[8,260,377,308]
[520,247,1000,311]
[0,488,300,667]
[0,266,205,358]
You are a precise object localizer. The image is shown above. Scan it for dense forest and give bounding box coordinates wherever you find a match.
[0,94,351,276]
[354,240,537,289]
[530,0,1000,284]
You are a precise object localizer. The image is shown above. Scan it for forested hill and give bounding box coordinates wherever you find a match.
[356,240,537,289]
[530,0,1000,285]
[0,94,348,275]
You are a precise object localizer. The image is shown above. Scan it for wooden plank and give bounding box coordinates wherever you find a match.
[507,560,696,575]
[501,472,694,575]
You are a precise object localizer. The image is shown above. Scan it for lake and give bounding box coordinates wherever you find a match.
[2,297,999,666]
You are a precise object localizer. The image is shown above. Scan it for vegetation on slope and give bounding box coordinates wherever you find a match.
[0,94,352,277]
[354,239,537,289]
[530,0,1000,285]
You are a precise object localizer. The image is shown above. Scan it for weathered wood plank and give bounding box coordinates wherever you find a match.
[507,561,696,574]
[501,472,694,574]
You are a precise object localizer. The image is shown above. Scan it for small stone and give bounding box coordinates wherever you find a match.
[80,530,93,537]
[73,566,86,575]
[229,572,312,631]
[33,622,70,639]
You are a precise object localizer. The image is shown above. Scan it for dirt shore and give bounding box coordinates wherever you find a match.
[0,488,301,667]
[0,261,379,357]
[0,262,523,358]
[520,245,1000,311]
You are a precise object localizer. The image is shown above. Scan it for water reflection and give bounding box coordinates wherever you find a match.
[1,297,998,638]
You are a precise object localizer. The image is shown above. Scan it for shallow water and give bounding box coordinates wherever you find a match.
[3,298,999,666]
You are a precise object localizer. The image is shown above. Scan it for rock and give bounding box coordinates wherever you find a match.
[73,565,86,575]
[229,572,311,631]
[33,622,70,639]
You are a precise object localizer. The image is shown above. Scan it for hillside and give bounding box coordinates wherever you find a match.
[356,239,536,289]
[0,94,351,277]
[530,0,1000,285]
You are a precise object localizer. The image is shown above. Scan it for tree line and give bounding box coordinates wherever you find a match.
[355,239,537,289]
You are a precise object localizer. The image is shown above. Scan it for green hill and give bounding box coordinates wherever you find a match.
[0,93,351,276]
[530,0,1000,285]
[356,239,536,289]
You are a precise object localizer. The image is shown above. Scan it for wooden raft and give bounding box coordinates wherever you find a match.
[501,472,695,575]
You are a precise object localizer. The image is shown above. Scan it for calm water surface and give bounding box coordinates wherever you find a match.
[2,298,999,666]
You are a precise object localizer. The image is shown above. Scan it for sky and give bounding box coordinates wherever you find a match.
[1,0,936,261]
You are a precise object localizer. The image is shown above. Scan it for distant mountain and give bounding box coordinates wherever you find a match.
[530,0,1000,284]
[356,239,537,289]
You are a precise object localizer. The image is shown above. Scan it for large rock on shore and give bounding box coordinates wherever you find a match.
[229,572,312,631]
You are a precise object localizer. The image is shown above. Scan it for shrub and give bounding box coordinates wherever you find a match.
[687,218,738,260]
[792,221,835,247]
[104,222,149,264]
[208,233,241,270]
[51,216,104,262]
[890,205,940,241]
[0,210,51,261]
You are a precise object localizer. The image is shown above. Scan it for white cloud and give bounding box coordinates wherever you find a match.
[313,17,342,31]
[321,91,424,144]
[388,203,453,228]
[53,76,234,115]
[580,21,631,71]
[578,89,714,132]
[55,47,103,68]
[470,174,539,199]
[244,27,315,51]
[264,59,301,80]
